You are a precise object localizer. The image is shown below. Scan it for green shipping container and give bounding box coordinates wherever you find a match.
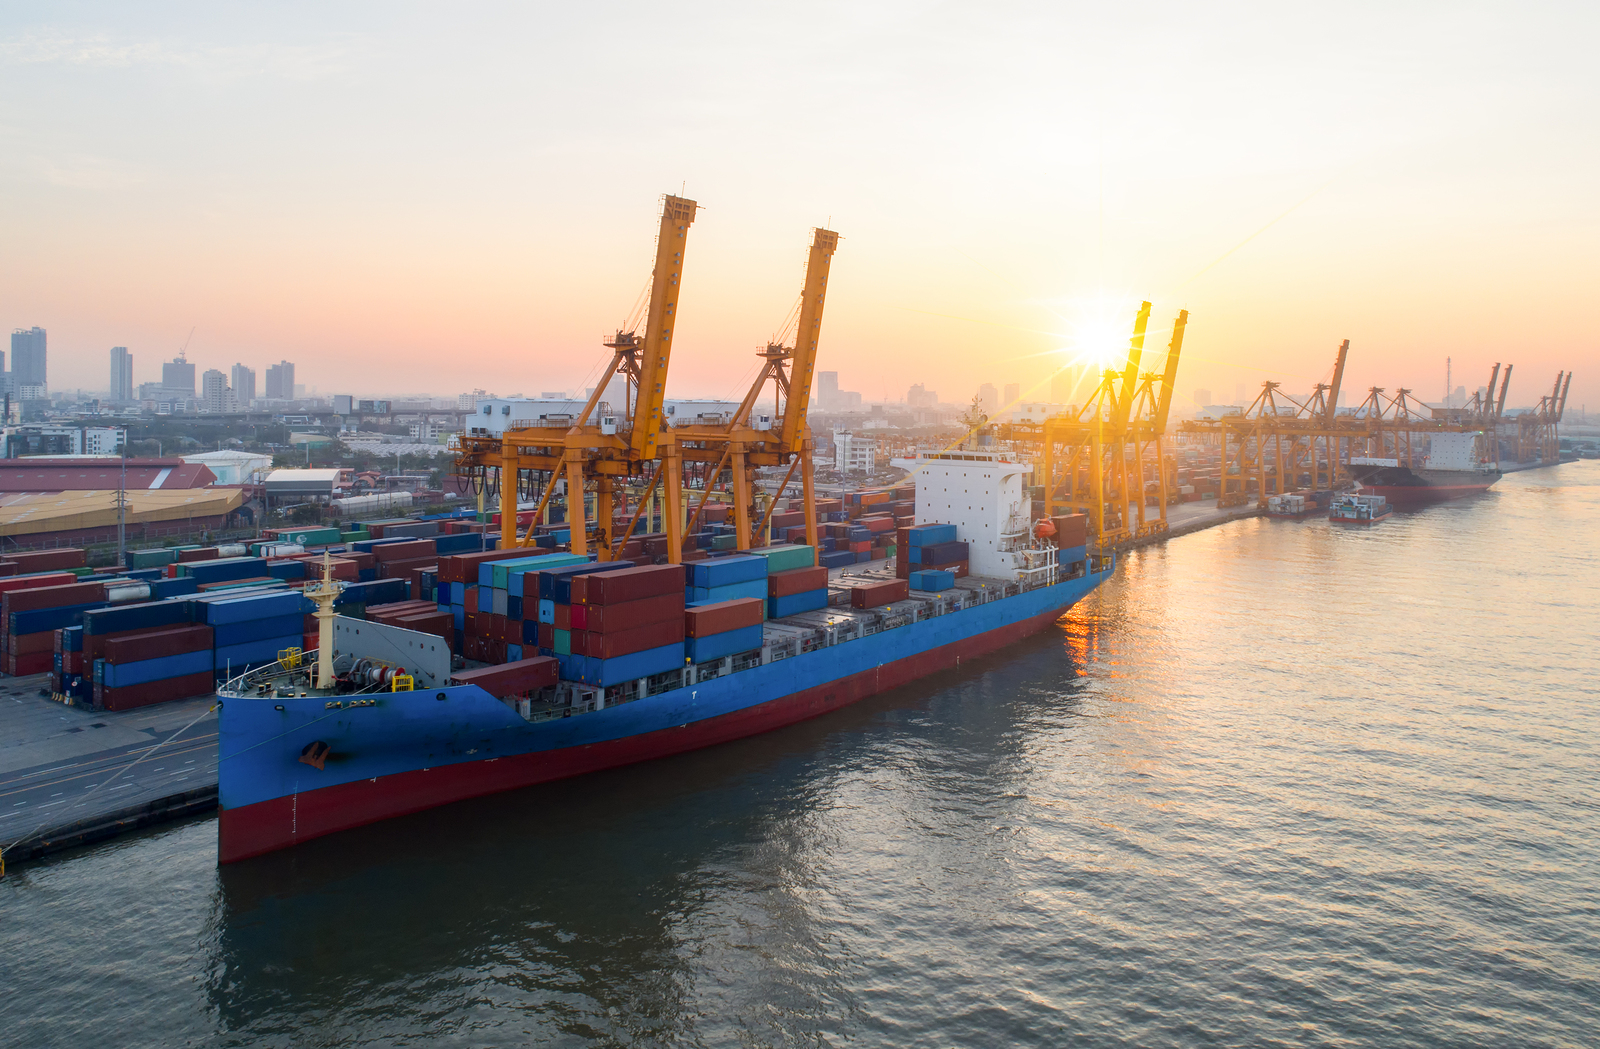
[341,531,369,543]
[554,628,571,655]
[751,544,815,573]
[281,527,342,546]
[710,534,737,551]
[491,553,585,591]
[127,548,176,568]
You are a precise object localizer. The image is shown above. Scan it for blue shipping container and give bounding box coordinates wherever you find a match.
[688,578,768,605]
[908,569,956,592]
[214,636,303,672]
[213,614,305,647]
[685,624,764,664]
[687,554,768,590]
[538,599,555,624]
[1057,544,1087,565]
[906,523,958,547]
[768,589,828,618]
[819,550,856,568]
[919,540,968,564]
[103,648,213,688]
[578,642,685,687]
[10,602,105,636]
[204,591,307,625]
[82,600,191,636]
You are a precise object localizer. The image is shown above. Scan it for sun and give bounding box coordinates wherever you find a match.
[1053,293,1138,373]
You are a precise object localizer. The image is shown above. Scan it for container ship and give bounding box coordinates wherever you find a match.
[215,451,1112,863]
[1346,432,1501,504]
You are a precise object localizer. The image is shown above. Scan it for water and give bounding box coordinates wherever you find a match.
[3,466,1597,1048]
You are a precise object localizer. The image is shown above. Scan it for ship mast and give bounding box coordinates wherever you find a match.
[303,551,344,689]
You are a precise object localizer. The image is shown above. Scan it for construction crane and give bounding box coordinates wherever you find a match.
[454,194,698,559]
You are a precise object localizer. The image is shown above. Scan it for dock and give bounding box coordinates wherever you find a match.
[0,676,218,867]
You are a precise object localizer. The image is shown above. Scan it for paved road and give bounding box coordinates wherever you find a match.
[0,675,219,862]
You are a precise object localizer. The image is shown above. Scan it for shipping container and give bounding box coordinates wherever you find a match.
[684,597,764,637]
[908,570,956,592]
[102,648,214,688]
[579,563,687,605]
[574,641,685,687]
[767,589,828,618]
[688,578,768,605]
[578,618,684,659]
[684,624,763,664]
[767,565,828,597]
[749,545,816,573]
[580,592,683,633]
[450,656,558,696]
[850,579,909,609]
[101,625,213,664]
[97,670,214,712]
[905,523,958,547]
[685,555,766,591]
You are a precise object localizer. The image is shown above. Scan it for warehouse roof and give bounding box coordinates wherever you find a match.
[0,457,217,492]
[0,488,246,536]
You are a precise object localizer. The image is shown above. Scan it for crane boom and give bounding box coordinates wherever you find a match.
[1495,364,1513,420]
[630,195,698,461]
[1557,372,1572,420]
[780,228,839,452]
[1113,302,1151,431]
[1324,339,1349,427]
[1153,310,1187,433]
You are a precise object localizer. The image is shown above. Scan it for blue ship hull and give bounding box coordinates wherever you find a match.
[218,566,1108,861]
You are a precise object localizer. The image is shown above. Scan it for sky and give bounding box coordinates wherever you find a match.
[2,2,1595,414]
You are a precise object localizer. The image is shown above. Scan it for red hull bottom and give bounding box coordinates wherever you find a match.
[1359,484,1494,505]
[219,602,1070,862]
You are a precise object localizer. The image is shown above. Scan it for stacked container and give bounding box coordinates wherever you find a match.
[556,564,687,685]
[897,524,969,579]
[766,565,829,618]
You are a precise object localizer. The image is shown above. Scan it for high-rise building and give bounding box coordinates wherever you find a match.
[11,327,46,389]
[163,355,196,396]
[977,383,999,417]
[906,384,938,407]
[264,360,296,400]
[231,364,256,405]
[457,390,488,410]
[201,369,230,413]
[818,371,839,409]
[1003,382,1020,407]
[109,346,135,402]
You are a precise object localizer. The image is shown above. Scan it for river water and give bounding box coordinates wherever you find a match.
[3,465,1596,1048]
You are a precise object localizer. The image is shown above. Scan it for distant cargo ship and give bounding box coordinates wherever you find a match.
[1347,432,1500,504]
[217,451,1111,863]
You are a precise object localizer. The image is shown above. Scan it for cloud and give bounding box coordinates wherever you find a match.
[0,31,357,82]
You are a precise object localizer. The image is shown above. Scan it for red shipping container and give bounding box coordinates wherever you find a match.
[849,541,871,554]
[1050,514,1088,548]
[684,597,764,637]
[8,651,53,675]
[7,548,88,572]
[768,566,827,597]
[0,562,16,577]
[12,630,68,654]
[586,617,684,659]
[437,548,530,584]
[451,655,558,696]
[538,622,554,649]
[65,652,83,675]
[177,547,220,563]
[579,563,686,606]
[0,572,78,596]
[396,611,453,644]
[302,631,318,653]
[585,592,682,633]
[3,580,106,616]
[464,587,479,614]
[463,612,481,636]
[553,604,573,630]
[860,517,895,534]
[850,579,909,609]
[567,603,585,630]
[97,670,213,712]
[378,556,435,579]
[102,625,214,664]
[373,539,437,563]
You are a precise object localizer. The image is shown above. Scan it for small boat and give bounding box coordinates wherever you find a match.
[1329,493,1392,525]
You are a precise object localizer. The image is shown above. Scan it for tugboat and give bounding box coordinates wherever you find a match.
[1329,493,1392,525]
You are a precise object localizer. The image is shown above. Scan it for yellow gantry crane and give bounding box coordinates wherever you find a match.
[454,194,698,560]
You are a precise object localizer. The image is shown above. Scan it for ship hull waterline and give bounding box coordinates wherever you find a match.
[218,572,1105,863]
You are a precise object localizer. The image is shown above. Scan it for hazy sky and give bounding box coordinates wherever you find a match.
[2,2,1595,412]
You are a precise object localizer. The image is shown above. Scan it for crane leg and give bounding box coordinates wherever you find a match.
[731,446,751,551]
[499,437,518,551]
[566,456,587,557]
[663,444,682,565]
[596,476,614,561]
[801,440,819,567]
